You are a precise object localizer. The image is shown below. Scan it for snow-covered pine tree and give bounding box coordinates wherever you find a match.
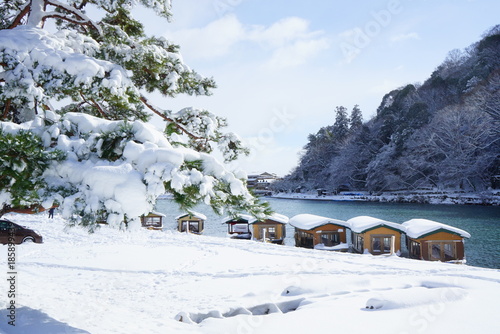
[349,104,363,130]
[332,106,349,141]
[0,0,270,229]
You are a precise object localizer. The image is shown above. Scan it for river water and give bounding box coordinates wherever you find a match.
[154,197,500,269]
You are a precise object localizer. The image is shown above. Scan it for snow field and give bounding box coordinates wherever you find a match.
[0,213,499,334]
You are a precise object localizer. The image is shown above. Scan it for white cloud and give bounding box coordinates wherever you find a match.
[167,15,244,59]
[391,32,420,42]
[248,17,312,47]
[266,38,329,69]
[166,15,329,68]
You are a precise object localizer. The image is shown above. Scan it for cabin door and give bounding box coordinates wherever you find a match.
[371,235,392,254]
[428,242,456,261]
[320,232,340,247]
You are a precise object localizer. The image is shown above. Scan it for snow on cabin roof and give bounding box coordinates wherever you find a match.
[347,216,405,234]
[249,213,288,225]
[289,214,349,230]
[403,219,471,239]
[175,211,207,220]
[222,214,254,224]
[148,211,166,217]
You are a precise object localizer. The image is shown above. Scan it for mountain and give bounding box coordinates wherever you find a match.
[274,25,500,194]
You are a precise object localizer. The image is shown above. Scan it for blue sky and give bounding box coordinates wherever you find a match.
[142,0,499,176]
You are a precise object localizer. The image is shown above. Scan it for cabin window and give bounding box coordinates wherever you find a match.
[267,227,276,238]
[142,216,162,227]
[181,221,201,233]
[259,226,277,239]
[428,242,456,262]
[296,230,314,248]
[409,240,421,259]
[320,232,340,247]
[371,235,393,254]
[229,223,249,234]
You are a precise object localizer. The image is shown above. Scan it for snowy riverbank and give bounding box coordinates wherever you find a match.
[1,213,500,333]
[271,190,500,206]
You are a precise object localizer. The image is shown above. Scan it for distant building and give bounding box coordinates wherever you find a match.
[247,172,280,194]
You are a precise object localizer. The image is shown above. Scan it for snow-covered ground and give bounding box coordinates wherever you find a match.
[1,213,499,334]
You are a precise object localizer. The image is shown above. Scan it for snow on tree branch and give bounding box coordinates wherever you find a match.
[1,112,267,228]
[0,0,267,228]
[0,26,138,122]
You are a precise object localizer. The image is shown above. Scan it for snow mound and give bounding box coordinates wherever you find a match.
[365,286,468,310]
[175,299,306,324]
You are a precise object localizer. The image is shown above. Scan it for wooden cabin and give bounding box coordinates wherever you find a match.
[176,212,206,234]
[224,214,253,239]
[250,213,288,244]
[141,212,165,230]
[403,219,470,263]
[289,214,349,251]
[347,216,405,255]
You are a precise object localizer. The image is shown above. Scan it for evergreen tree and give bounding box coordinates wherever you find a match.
[0,1,270,228]
[349,104,363,130]
[332,106,349,141]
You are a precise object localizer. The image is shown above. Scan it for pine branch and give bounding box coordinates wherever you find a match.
[8,2,31,29]
[46,0,102,34]
[140,96,204,140]
[2,99,11,120]
[79,92,107,119]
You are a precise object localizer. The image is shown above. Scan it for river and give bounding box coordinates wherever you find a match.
[154,197,500,269]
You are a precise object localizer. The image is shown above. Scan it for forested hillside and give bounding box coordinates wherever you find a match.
[274,25,500,194]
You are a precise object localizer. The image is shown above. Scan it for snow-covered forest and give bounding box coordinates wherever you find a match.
[274,26,500,194]
[0,0,271,230]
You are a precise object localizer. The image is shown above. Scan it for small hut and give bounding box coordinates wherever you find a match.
[141,212,165,230]
[403,219,470,263]
[289,214,349,251]
[250,213,288,244]
[347,216,405,255]
[176,212,206,234]
[224,215,253,239]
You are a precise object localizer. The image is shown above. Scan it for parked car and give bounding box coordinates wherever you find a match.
[0,219,43,244]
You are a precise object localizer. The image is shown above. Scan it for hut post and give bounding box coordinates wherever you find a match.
[391,235,395,255]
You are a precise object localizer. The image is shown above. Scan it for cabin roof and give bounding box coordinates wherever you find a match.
[403,219,471,239]
[347,216,405,234]
[146,211,166,217]
[175,211,207,220]
[250,213,288,225]
[289,214,349,230]
[222,214,254,224]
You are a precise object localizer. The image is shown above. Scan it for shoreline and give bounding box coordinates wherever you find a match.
[270,190,500,206]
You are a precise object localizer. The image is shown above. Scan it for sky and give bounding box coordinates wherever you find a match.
[140,0,500,176]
